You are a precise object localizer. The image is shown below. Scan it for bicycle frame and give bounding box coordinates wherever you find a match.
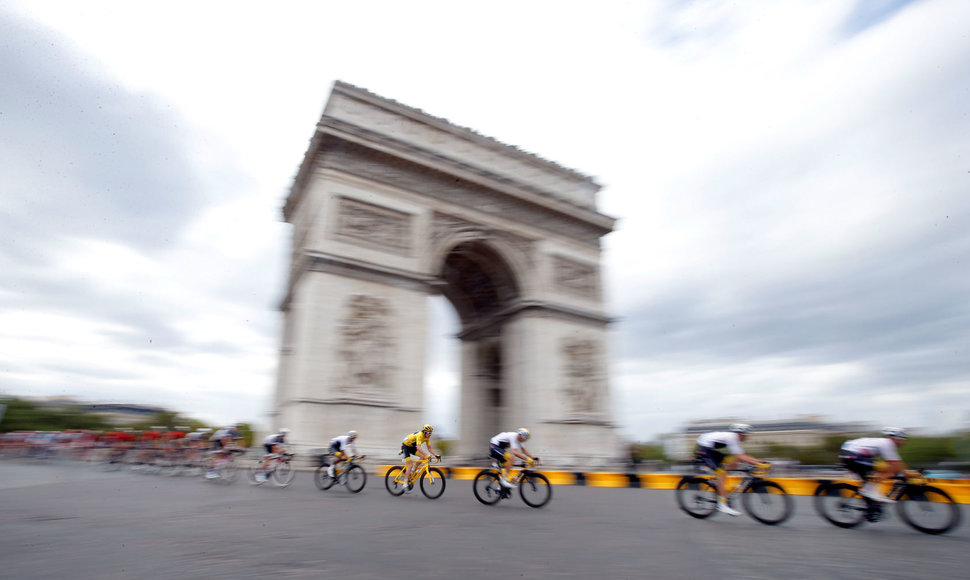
[400,455,439,485]
[332,455,364,478]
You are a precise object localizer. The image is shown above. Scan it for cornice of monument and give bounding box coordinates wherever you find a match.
[456,298,615,341]
[316,118,615,233]
[284,82,616,237]
[331,81,598,185]
[278,250,437,310]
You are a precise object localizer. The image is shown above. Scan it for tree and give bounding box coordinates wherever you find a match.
[0,397,111,432]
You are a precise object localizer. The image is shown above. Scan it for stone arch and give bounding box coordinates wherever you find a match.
[273,82,620,465]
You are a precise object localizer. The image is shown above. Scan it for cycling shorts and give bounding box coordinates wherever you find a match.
[401,443,419,458]
[839,452,875,479]
[264,443,276,455]
[695,446,729,471]
[489,443,510,464]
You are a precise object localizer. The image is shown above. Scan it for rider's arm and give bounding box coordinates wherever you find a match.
[735,453,763,465]
[513,447,534,462]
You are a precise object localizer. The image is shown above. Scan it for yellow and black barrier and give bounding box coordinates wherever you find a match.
[374,465,970,503]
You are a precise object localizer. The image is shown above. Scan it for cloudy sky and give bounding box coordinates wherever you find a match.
[2,0,967,441]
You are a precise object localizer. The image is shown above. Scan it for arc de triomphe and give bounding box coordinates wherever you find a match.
[273,82,621,465]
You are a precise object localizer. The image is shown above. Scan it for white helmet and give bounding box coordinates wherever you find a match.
[279,428,291,435]
[347,430,358,440]
[516,427,531,441]
[729,423,753,434]
[881,427,908,439]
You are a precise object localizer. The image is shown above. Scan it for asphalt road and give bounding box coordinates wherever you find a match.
[1,460,967,579]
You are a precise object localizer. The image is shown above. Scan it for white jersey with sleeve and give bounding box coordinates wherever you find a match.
[263,433,286,446]
[841,437,902,461]
[210,428,230,442]
[696,431,745,456]
[490,432,523,451]
[330,435,357,455]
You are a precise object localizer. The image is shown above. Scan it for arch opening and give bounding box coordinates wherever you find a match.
[436,241,520,450]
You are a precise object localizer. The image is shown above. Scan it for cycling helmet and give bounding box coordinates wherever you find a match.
[729,423,753,434]
[278,428,291,435]
[347,430,358,439]
[517,427,531,441]
[422,424,434,434]
[881,427,908,439]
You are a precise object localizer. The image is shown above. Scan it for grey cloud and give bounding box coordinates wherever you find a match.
[840,0,920,37]
[0,12,213,256]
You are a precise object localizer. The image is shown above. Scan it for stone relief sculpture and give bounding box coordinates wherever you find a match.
[562,337,603,417]
[335,197,412,255]
[553,256,600,299]
[339,295,394,398]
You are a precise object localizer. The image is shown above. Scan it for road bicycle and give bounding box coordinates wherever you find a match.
[473,459,552,508]
[248,451,296,487]
[203,447,245,484]
[814,471,961,535]
[676,463,793,525]
[384,455,446,499]
[314,454,367,493]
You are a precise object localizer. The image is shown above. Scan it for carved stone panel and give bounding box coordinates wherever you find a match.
[431,212,535,267]
[553,256,600,299]
[334,196,412,255]
[338,295,395,399]
[561,337,605,418]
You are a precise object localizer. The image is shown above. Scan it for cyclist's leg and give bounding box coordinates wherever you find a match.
[488,444,508,479]
[401,443,419,484]
[260,443,276,471]
[330,450,346,478]
[696,447,727,496]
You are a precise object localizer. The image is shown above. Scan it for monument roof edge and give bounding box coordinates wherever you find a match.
[331,80,601,187]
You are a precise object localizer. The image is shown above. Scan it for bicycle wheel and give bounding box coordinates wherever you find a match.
[815,483,867,529]
[273,461,295,488]
[473,470,503,505]
[344,464,366,493]
[675,477,718,519]
[314,466,335,490]
[219,463,238,484]
[420,467,446,499]
[519,472,552,508]
[896,485,961,535]
[742,480,792,525]
[248,461,267,486]
[385,466,406,496]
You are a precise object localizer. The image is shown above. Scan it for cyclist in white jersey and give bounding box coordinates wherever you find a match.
[694,423,769,516]
[489,428,538,489]
[839,427,913,503]
[254,428,291,483]
[327,431,359,481]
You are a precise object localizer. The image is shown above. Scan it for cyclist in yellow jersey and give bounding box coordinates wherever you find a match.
[400,424,440,493]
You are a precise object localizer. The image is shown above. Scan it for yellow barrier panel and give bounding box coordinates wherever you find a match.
[583,472,631,487]
[371,466,970,503]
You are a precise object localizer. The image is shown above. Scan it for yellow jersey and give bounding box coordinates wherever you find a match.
[403,431,430,446]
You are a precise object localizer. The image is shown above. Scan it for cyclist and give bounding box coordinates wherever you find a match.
[839,427,914,503]
[254,428,291,483]
[326,430,360,482]
[206,424,243,479]
[694,423,770,516]
[489,428,539,488]
[400,424,440,493]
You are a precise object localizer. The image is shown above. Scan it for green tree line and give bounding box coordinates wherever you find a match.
[0,397,254,446]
